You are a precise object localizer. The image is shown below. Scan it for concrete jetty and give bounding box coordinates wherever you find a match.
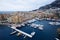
[11,27,33,38]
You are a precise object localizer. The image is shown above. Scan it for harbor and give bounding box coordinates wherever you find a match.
[0,19,60,40]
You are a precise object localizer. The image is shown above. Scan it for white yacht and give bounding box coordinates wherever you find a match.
[49,22,55,25]
[17,24,21,27]
[38,25,44,30]
[24,35,27,38]
[27,19,36,23]
[49,22,60,25]
[21,23,25,26]
[31,23,38,28]
[46,18,51,20]
[16,33,22,36]
[56,22,60,25]
[52,19,55,21]
[31,32,35,36]
[38,27,43,30]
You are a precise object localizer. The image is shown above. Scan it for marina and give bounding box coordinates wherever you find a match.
[0,20,60,40]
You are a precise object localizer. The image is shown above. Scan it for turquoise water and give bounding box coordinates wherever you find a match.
[0,20,60,40]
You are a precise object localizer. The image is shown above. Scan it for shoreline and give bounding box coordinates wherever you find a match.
[0,18,60,26]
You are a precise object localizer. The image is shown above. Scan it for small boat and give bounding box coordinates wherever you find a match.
[27,19,36,23]
[35,18,40,20]
[21,23,25,26]
[24,35,27,38]
[52,19,55,21]
[10,31,17,35]
[56,22,60,25]
[38,25,44,30]
[38,27,43,30]
[11,24,17,28]
[49,22,60,25]
[34,26,37,28]
[49,22,55,25]
[46,18,51,20]
[39,19,43,20]
[31,24,35,27]
[16,33,22,36]
[31,23,38,28]
[17,24,21,27]
[27,24,30,26]
[31,32,35,36]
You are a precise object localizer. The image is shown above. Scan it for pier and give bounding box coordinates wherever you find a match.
[11,27,34,38]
